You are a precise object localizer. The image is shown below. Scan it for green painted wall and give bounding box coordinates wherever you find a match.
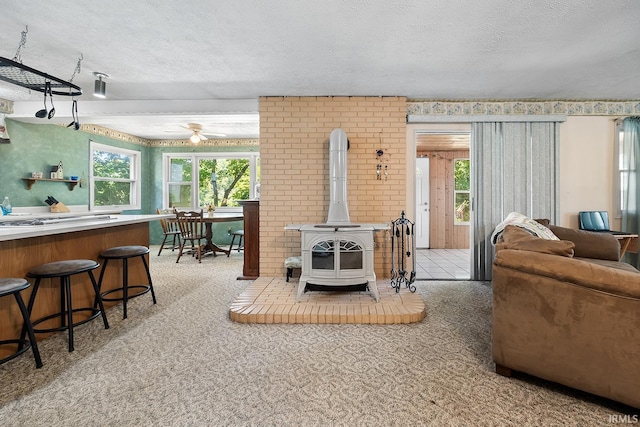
[1,118,253,245]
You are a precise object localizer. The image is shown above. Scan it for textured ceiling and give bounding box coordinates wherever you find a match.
[1,0,639,139]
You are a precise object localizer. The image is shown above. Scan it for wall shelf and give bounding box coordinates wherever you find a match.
[21,178,78,191]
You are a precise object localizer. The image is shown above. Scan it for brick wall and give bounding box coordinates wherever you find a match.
[259,96,407,278]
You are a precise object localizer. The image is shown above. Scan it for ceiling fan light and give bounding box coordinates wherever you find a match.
[190,133,200,143]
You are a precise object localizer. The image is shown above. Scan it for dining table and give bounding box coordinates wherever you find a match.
[200,212,244,256]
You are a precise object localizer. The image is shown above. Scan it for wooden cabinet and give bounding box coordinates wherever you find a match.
[238,200,259,280]
[0,222,150,356]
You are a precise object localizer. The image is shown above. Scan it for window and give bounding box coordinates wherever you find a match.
[90,141,141,210]
[163,153,260,210]
[615,120,627,219]
[454,158,470,224]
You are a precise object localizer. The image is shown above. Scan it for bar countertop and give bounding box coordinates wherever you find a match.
[0,213,169,242]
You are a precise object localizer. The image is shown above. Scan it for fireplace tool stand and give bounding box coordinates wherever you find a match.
[390,211,416,293]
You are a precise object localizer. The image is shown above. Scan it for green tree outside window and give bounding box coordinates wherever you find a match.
[454,159,470,223]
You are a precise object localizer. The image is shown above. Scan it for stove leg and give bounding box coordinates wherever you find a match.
[296,280,307,302]
[368,280,380,303]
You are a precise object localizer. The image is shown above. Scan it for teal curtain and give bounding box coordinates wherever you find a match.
[621,117,640,268]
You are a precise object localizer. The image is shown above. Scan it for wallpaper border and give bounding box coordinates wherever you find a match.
[406,100,640,116]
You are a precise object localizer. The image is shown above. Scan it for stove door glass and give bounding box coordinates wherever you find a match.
[340,240,363,270]
[312,240,335,270]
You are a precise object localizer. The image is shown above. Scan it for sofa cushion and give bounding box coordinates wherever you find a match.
[549,225,620,261]
[497,225,575,257]
[575,257,639,274]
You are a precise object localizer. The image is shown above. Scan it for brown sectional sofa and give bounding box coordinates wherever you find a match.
[492,224,640,409]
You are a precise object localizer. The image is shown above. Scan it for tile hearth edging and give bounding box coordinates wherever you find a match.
[229,277,426,324]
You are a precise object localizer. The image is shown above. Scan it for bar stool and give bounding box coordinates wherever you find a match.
[97,246,156,320]
[25,260,110,353]
[228,229,244,257]
[0,278,42,368]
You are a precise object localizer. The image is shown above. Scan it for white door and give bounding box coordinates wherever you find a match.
[415,157,430,248]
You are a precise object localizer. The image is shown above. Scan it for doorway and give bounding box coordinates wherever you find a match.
[415,157,430,248]
[414,130,471,280]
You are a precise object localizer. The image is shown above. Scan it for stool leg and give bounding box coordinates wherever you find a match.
[122,258,129,319]
[96,258,111,316]
[227,235,236,257]
[141,254,157,305]
[97,258,109,296]
[63,276,74,352]
[88,271,110,330]
[20,278,41,344]
[238,236,243,252]
[14,292,43,368]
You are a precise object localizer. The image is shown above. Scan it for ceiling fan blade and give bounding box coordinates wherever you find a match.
[199,134,208,141]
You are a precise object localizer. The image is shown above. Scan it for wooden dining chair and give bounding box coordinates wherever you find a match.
[174,209,207,263]
[156,208,182,256]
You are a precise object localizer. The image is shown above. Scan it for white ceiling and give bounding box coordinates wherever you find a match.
[1,0,639,139]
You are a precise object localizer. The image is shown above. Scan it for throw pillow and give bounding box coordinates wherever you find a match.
[499,225,575,257]
[549,225,620,261]
[534,218,550,227]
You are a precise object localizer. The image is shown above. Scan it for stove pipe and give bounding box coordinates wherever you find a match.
[326,128,350,225]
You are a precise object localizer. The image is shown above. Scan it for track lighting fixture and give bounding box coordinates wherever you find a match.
[93,72,109,98]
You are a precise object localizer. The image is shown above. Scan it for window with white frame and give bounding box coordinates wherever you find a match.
[163,153,260,210]
[615,120,627,219]
[90,141,141,210]
[454,158,470,224]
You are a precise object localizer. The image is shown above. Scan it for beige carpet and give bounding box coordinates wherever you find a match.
[0,248,635,426]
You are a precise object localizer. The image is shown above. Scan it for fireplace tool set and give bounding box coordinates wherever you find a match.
[390,211,416,293]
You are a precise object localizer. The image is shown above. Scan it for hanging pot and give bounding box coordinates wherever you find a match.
[66,99,79,130]
[35,82,50,118]
[47,83,55,119]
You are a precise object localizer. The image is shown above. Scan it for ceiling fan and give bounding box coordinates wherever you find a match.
[166,123,226,143]
[186,123,209,143]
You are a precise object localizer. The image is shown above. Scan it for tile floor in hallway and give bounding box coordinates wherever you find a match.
[415,248,470,280]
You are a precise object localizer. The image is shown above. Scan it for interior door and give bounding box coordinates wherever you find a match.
[415,157,430,248]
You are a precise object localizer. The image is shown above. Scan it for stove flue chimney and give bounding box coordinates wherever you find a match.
[327,128,350,225]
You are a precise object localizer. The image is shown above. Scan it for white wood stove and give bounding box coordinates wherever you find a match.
[287,129,388,302]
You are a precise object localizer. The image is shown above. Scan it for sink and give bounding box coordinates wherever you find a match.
[0,220,45,226]
[0,215,112,227]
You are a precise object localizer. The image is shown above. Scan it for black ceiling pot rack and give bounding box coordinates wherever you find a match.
[0,56,82,97]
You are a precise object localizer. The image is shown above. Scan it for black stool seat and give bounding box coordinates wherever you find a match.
[0,277,30,295]
[26,259,109,353]
[100,245,150,259]
[98,245,156,320]
[28,259,100,278]
[0,278,42,368]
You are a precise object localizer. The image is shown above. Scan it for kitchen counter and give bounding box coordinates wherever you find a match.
[0,213,167,355]
[0,213,171,241]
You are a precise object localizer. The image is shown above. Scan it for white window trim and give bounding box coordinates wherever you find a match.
[89,141,141,211]
[162,152,259,212]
